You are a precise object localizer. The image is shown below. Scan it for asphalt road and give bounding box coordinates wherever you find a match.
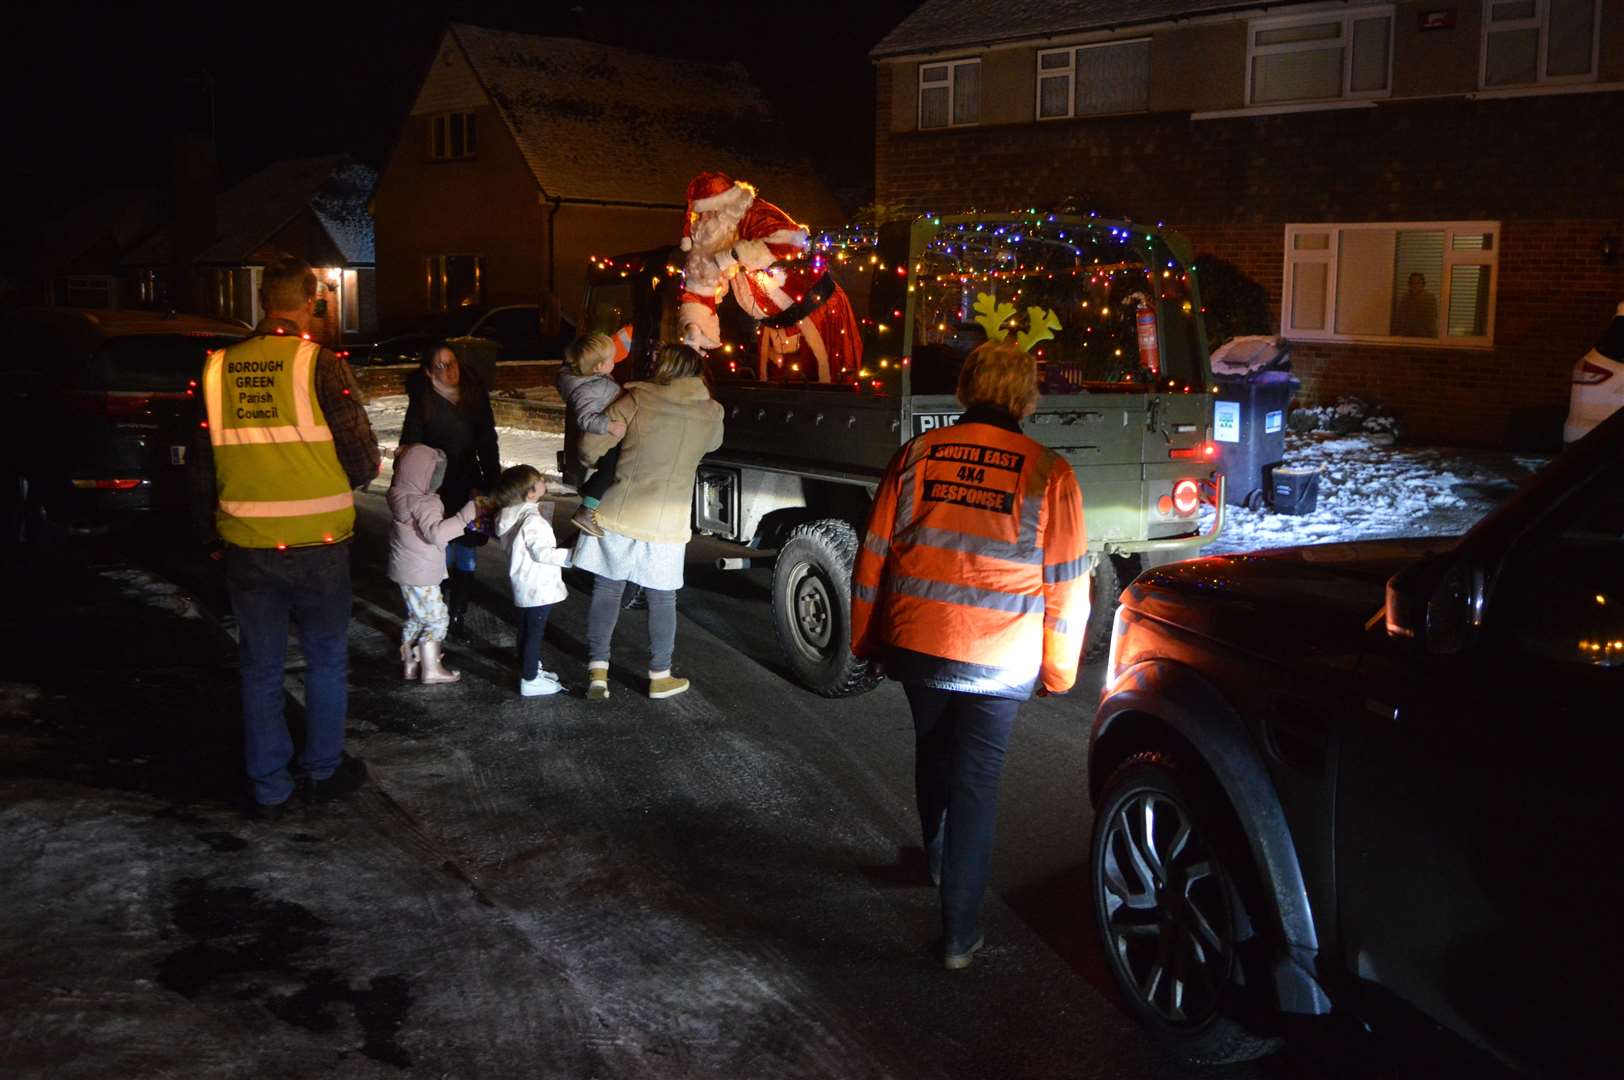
[4,493,1428,1078]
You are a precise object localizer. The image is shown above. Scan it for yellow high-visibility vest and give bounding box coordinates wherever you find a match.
[203,333,355,549]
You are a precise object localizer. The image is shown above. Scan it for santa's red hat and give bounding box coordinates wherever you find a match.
[680,171,748,251]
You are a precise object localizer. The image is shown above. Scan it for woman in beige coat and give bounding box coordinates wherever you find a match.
[573,343,723,701]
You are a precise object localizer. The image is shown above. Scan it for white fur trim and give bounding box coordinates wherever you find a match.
[731,238,775,271]
[691,182,754,215]
[679,301,721,349]
[761,228,809,249]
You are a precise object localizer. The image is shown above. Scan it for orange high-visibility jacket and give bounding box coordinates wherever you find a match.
[851,410,1089,698]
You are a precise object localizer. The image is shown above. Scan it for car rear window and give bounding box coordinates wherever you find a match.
[1596,316,1624,362]
[88,334,243,391]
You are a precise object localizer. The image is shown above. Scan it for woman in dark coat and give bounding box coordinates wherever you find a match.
[400,342,501,640]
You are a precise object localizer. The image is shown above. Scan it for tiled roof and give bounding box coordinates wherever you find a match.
[450,24,843,226]
[126,157,376,267]
[871,0,1316,57]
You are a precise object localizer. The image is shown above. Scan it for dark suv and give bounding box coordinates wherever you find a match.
[1090,408,1623,1074]
[3,308,247,538]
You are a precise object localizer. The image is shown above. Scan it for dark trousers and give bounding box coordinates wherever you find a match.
[225,543,352,806]
[903,683,1021,947]
[580,444,621,503]
[517,603,553,680]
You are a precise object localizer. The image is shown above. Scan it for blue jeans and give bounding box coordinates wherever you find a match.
[446,538,479,572]
[225,543,352,806]
[904,684,1021,947]
[518,603,553,680]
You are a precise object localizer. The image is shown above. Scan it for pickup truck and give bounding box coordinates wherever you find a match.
[581,212,1225,696]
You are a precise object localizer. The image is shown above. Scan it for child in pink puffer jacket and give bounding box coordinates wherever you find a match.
[388,443,479,684]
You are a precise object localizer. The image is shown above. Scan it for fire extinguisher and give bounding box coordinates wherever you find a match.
[1135,300,1160,377]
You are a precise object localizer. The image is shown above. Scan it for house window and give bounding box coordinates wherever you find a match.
[342,269,361,334]
[1481,0,1599,87]
[133,269,165,306]
[918,59,980,129]
[1037,40,1151,119]
[57,276,116,309]
[427,255,482,312]
[1282,222,1500,346]
[1248,7,1392,105]
[428,111,478,160]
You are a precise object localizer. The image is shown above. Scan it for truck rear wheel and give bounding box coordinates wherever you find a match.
[1083,554,1132,662]
[771,519,881,697]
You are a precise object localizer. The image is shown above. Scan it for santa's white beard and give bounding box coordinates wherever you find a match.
[688,201,748,257]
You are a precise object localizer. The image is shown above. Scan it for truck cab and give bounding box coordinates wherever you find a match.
[582,211,1224,696]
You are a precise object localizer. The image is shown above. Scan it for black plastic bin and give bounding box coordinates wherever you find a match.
[1269,465,1320,515]
[1210,339,1298,509]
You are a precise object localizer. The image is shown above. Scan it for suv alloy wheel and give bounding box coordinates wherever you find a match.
[1091,751,1281,1064]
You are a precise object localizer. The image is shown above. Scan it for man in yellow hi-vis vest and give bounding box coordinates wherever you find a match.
[196,256,380,819]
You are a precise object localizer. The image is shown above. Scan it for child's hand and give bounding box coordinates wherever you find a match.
[607,420,627,438]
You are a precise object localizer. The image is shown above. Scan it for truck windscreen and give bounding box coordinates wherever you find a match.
[906,220,1205,395]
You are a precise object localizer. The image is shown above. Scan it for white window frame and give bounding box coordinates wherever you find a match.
[1479,0,1601,88]
[1281,221,1501,347]
[1035,38,1152,120]
[1246,5,1394,107]
[917,58,980,129]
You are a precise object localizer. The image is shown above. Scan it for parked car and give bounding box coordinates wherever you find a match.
[2,308,247,539]
[1090,407,1623,1074]
[355,305,574,366]
[1563,301,1624,444]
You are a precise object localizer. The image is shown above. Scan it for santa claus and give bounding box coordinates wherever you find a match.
[678,171,862,383]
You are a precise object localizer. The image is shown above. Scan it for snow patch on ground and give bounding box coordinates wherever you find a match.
[1202,432,1548,555]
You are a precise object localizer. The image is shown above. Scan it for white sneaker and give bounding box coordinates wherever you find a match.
[519,674,562,697]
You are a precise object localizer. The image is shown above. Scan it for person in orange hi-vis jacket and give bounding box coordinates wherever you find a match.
[851,340,1088,970]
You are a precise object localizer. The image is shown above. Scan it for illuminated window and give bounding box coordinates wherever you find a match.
[1247,7,1392,105]
[426,255,483,312]
[1282,222,1499,346]
[1481,0,1600,88]
[918,59,980,129]
[1037,40,1150,119]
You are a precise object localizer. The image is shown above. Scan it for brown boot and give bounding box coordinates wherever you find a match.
[418,640,461,684]
[571,504,605,537]
[401,641,420,681]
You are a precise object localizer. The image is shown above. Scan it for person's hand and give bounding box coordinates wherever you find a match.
[607,420,627,438]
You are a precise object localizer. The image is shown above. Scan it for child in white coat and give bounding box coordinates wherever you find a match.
[388,444,479,684]
[492,464,573,696]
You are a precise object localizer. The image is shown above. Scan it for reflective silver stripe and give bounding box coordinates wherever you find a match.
[863,532,889,558]
[1047,617,1073,635]
[1043,555,1090,583]
[899,525,1041,565]
[1019,452,1055,550]
[894,439,932,531]
[896,464,917,531]
[892,574,1044,615]
[854,582,878,603]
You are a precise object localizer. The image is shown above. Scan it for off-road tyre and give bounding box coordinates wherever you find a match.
[1091,751,1283,1066]
[1083,554,1130,662]
[770,519,881,698]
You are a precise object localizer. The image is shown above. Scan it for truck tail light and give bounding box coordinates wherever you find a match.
[1169,442,1217,461]
[72,478,143,491]
[1172,479,1201,515]
[1574,360,1614,385]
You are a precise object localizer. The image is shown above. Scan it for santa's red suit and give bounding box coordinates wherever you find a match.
[678,172,862,383]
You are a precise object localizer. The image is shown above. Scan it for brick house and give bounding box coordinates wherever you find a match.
[125,156,378,347]
[371,23,843,337]
[871,0,1624,445]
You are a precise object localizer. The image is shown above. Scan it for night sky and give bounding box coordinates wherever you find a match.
[4,0,922,225]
